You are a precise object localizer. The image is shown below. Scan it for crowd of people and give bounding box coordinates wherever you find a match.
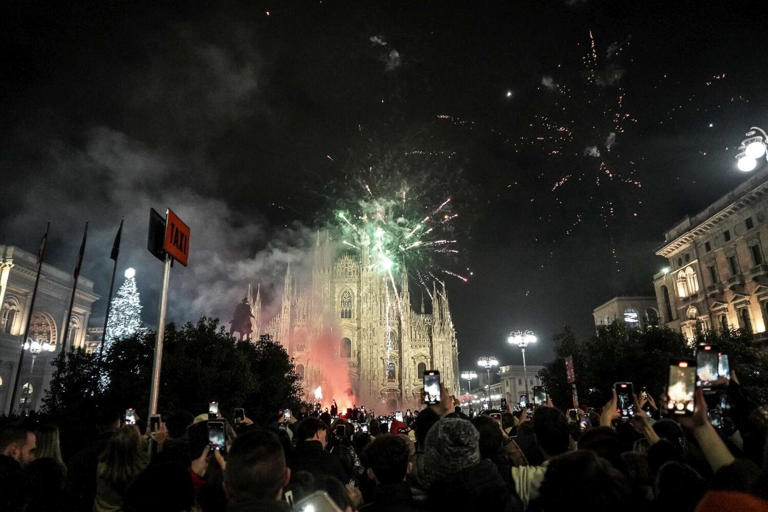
[1,373,767,512]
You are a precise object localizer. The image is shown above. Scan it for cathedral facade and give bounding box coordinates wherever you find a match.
[243,234,460,410]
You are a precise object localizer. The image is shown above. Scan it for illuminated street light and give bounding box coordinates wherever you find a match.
[507,330,537,399]
[477,356,499,399]
[736,127,768,172]
[460,370,478,396]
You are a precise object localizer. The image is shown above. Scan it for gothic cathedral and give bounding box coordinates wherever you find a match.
[240,233,460,410]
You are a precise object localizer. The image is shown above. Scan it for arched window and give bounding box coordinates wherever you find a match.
[676,267,699,298]
[340,290,353,319]
[661,286,673,321]
[296,364,304,379]
[417,362,426,379]
[28,312,57,345]
[386,363,396,381]
[340,337,352,358]
[645,308,659,326]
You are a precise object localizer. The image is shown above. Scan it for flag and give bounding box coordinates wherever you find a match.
[73,222,88,279]
[110,219,123,261]
[37,222,50,265]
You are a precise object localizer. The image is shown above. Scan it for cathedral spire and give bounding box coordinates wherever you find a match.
[432,280,441,326]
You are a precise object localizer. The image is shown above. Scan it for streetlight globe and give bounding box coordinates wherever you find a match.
[124,267,136,279]
[746,140,767,159]
[737,155,758,173]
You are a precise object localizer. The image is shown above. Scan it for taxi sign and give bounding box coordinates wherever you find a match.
[164,209,190,266]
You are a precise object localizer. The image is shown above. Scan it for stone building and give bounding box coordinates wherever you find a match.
[592,296,660,330]
[0,245,99,413]
[241,233,460,411]
[653,165,768,342]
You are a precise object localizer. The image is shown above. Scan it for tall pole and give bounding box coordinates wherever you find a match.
[466,377,472,396]
[486,368,491,399]
[63,222,88,352]
[148,253,171,417]
[9,222,49,414]
[99,219,123,360]
[521,346,529,399]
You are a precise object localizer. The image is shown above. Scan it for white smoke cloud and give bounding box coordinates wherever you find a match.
[369,35,388,47]
[605,132,616,151]
[541,76,556,90]
[385,49,401,71]
[583,146,601,158]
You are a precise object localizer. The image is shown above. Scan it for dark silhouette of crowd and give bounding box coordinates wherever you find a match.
[1,373,767,512]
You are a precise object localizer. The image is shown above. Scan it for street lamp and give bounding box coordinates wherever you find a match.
[477,356,499,399]
[21,337,56,411]
[507,330,537,400]
[735,127,768,172]
[460,370,477,396]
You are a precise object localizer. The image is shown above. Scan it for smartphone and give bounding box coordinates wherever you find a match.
[125,408,136,425]
[615,382,635,420]
[532,386,547,406]
[423,370,441,405]
[406,408,411,417]
[666,359,697,416]
[293,490,343,512]
[149,414,161,432]
[566,408,579,423]
[519,394,528,408]
[696,344,725,390]
[500,397,508,412]
[708,408,723,429]
[395,411,403,422]
[360,423,369,433]
[579,413,590,431]
[284,409,291,421]
[208,401,219,417]
[207,420,226,451]
[234,408,245,423]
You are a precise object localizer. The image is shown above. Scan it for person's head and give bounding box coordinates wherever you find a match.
[654,461,706,511]
[165,410,195,439]
[98,426,144,490]
[0,424,36,467]
[224,428,290,502]
[578,426,623,470]
[423,417,480,485]
[413,407,440,450]
[367,419,381,437]
[95,408,123,434]
[364,434,411,484]
[533,406,569,459]
[34,424,63,464]
[472,415,504,459]
[536,450,634,510]
[296,417,328,447]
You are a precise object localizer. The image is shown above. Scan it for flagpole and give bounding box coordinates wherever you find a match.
[62,222,88,353]
[9,221,50,415]
[99,219,123,360]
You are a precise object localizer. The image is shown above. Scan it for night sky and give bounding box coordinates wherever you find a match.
[2,1,768,370]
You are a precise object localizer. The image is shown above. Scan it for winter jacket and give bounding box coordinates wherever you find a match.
[426,458,523,512]
[360,481,421,512]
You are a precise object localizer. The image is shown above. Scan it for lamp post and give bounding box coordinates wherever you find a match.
[21,337,56,412]
[477,356,498,400]
[735,127,768,172]
[507,330,537,400]
[460,371,477,396]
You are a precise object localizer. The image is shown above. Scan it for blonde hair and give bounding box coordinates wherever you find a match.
[35,424,64,467]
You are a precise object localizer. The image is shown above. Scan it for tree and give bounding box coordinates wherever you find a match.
[105,269,143,347]
[44,316,305,433]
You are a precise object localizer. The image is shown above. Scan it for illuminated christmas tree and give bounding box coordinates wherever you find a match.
[105,267,143,346]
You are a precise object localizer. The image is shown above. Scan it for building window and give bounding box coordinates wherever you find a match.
[28,312,57,345]
[518,378,522,386]
[340,337,352,358]
[624,308,639,327]
[661,285,673,321]
[728,255,739,276]
[708,265,719,284]
[296,364,304,379]
[296,343,306,352]
[739,308,752,333]
[684,254,690,263]
[724,230,731,242]
[340,290,353,319]
[19,383,33,405]
[417,362,426,379]
[746,217,754,230]
[750,244,763,266]
[677,257,683,267]
[386,363,396,381]
[705,241,711,252]
[676,266,699,298]
[719,314,728,331]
